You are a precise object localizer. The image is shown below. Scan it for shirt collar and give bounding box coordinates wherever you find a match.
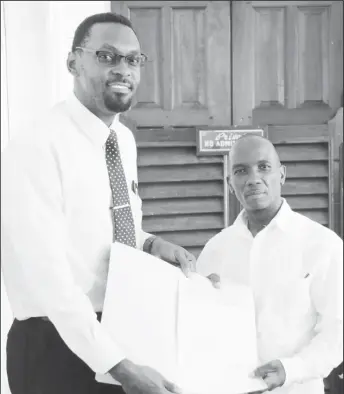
[65,93,120,147]
[233,198,293,234]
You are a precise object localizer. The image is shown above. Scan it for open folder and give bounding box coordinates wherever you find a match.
[96,242,267,394]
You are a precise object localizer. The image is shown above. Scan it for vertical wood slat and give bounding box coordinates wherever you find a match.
[329,0,343,110]
[162,5,172,111]
[232,0,254,125]
[328,107,343,236]
[286,4,297,109]
[340,142,343,239]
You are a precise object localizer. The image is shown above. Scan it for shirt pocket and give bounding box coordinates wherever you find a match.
[264,255,313,322]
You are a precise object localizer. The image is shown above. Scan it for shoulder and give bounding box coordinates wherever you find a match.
[291,210,342,246]
[288,210,342,272]
[201,225,239,253]
[2,101,71,168]
[196,226,238,275]
[5,101,70,149]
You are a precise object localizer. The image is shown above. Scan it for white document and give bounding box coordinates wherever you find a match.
[96,243,267,394]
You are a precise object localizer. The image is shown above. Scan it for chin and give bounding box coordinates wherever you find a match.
[244,196,270,211]
[104,95,133,113]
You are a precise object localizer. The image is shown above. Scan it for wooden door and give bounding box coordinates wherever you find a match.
[112,1,232,127]
[232,0,343,126]
[232,0,343,231]
[112,1,232,257]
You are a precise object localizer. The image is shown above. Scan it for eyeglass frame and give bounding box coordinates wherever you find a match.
[75,46,148,68]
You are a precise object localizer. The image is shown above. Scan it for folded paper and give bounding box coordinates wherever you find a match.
[96,243,267,394]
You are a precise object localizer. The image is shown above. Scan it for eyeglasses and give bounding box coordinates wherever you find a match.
[75,47,148,68]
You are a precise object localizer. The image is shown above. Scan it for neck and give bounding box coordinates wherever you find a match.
[74,89,116,127]
[246,198,283,236]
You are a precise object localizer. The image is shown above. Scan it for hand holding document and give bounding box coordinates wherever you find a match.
[96,243,267,394]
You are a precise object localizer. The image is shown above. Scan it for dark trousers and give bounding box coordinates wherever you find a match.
[6,315,125,394]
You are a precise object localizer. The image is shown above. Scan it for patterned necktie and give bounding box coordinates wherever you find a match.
[105,129,136,247]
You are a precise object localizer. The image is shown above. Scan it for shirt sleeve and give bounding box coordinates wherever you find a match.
[1,138,126,374]
[196,234,224,277]
[280,236,343,386]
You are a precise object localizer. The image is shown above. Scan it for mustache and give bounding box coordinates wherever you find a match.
[106,76,133,88]
[245,188,266,196]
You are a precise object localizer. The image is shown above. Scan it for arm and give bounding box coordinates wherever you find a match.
[195,237,223,287]
[127,128,195,275]
[142,235,197,277]
[196,236,223,277]
[1,140,124,374]
[280,238,343,386]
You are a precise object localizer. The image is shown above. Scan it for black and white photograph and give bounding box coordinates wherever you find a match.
[1,1,343,394]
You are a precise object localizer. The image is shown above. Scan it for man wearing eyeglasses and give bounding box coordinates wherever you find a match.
[2,12,195,394]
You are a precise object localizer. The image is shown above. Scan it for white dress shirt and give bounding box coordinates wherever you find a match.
[1,93,151,374]
[196,200,343,394]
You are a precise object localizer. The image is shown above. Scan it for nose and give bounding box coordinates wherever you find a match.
[110,57,131,77]
[246,169,263,186]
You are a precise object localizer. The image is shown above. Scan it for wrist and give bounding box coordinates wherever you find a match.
[143,235,158,254]
[279,356,305,386]
[109,358,137,383]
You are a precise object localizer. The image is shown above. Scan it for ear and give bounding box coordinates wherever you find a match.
[227,176,235,194]
[280,165,286,185]
[67,52,79,77]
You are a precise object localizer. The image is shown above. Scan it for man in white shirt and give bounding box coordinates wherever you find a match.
[1,12,195,394]
[197,135,343,394]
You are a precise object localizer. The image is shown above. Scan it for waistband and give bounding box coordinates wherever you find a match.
[19,312,102,323]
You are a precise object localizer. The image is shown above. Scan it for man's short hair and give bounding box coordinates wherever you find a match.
[71,12,135,52]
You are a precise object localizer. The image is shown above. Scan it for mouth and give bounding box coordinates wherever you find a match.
[245,189,266,197]
[107,82,132,94]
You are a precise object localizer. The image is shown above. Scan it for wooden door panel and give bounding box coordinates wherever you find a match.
[253,6,286,108]
[233,0,343,126]
[112,1,231,127]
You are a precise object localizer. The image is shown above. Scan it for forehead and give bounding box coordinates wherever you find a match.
[87,22,140,53]
[230,138,278,167]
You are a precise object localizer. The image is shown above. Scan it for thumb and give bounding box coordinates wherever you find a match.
[207,273,221,289]
[164,379,183,393]
[176,249,196,277]
[254,363,274,378]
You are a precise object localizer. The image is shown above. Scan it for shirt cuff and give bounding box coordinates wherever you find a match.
[87,328,127,374]
[279,356,306,386]
[138,230,152,251]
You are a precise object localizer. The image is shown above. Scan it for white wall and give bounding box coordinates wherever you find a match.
[1,2,111,392]
[2,1,111,140]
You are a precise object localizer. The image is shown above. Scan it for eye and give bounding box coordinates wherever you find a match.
[126,55,141,66]
[258,163,271,171]
[234,168,246,175]
[97,52,114,64]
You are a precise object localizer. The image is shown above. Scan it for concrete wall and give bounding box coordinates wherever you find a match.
[1,2,110,392]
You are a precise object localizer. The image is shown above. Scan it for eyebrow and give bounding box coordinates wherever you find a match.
[231,160,272,169]
[101,44,140,55]
[231,163,246,169]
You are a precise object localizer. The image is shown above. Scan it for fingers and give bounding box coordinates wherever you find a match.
[254,363,275,378]
[164,379,183,393]
[263,374,279,391]
[206,273,221,289]
[175,248,196,277]
[250,391,267,394]
[254,361,285,391]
